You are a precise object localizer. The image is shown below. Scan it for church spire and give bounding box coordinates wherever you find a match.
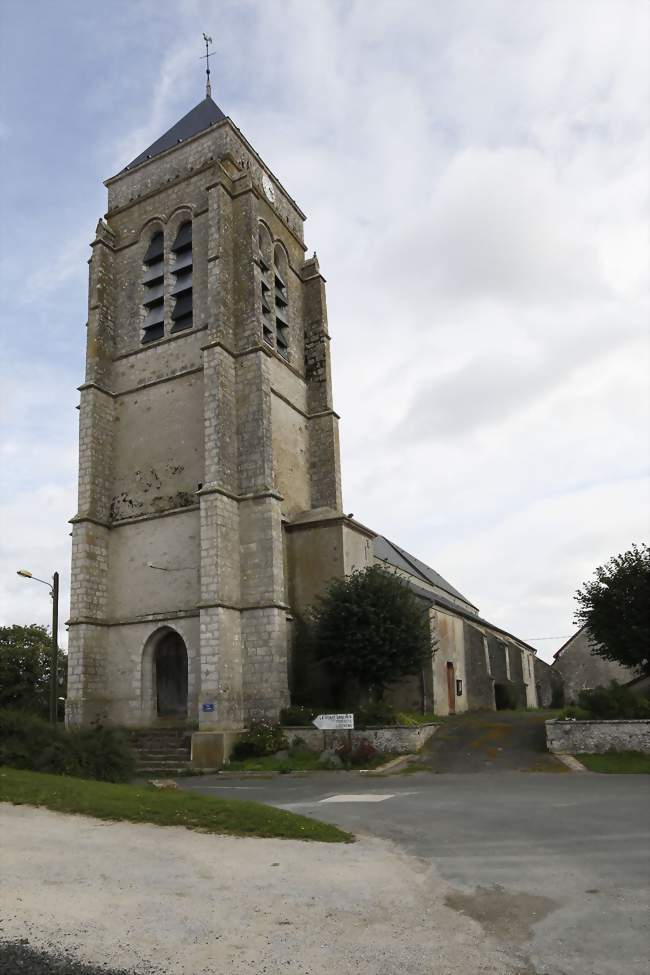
[201,33,213,99]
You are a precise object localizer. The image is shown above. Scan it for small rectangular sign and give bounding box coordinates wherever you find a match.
[201,702,215,713]
[312,713,354,730]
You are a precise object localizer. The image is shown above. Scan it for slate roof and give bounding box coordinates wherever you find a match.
[406,580,539,655]
[373,535,478,611]
[123,97,227,172]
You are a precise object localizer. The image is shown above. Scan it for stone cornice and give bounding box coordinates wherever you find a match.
[112,324,208,363]
[198,484,283,503]
[285,512,376,540]
[67,609,200,628]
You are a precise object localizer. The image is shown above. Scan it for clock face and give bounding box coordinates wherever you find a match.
[262,173,275,203]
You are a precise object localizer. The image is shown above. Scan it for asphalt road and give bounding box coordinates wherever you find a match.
[182,769,650,975]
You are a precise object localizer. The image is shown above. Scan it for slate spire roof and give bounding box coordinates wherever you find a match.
[123,96,227,172]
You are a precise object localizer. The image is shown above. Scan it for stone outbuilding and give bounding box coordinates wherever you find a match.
[551,626,639,704]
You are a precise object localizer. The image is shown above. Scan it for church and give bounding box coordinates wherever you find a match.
[67,79,551,743]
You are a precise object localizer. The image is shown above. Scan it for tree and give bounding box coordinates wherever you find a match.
[574,543,650,676]
[0,624,67,717]
[311,565,432,703]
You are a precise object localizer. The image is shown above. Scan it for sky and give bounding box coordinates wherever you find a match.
[0,0,648,663]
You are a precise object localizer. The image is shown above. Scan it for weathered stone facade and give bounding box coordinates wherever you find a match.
[551,627,638,704]
[67,97,364,731]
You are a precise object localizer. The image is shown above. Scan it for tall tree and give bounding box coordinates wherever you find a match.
[311,565,432,703]
[0,624,66,716]
[574,543,650,676]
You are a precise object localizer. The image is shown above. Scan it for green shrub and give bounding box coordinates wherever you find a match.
[355,701,398,727]
[394,711,420,726]
[231,720,288,760]
[577,681,650,720]
[68,727,136,782]
[335,738,378,768]
[280,705,318,726]
[559,706,592,720]
[0,709,135,782]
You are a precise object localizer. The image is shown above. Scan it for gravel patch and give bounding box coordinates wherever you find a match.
[1,803,526,974]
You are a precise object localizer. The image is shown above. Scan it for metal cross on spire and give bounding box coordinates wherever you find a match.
[201,33,214,98]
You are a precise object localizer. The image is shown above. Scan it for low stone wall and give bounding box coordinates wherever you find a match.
[284,723,438,755]
[546,719,650,755]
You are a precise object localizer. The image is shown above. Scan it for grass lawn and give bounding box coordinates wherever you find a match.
[395,710,443,725]
[0,767,351,842]
[575,752,650,774]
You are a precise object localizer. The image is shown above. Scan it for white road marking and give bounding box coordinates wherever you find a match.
[191,785,262,790]
[319,793,397,804]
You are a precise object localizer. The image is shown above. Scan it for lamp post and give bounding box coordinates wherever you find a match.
[17,569,59,724]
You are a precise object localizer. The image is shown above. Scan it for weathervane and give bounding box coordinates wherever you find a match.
[201,33,214,98]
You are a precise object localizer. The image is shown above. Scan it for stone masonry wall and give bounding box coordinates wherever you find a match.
[285,723,438,755]
[546,719,650,754]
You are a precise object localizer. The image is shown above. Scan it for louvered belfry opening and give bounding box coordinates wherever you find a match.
[259,225,274,348]
[171,221,193,332]
[273,244,289,359]
[142,231,165,343]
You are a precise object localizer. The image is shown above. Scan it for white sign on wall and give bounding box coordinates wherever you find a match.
[312,713,354,730]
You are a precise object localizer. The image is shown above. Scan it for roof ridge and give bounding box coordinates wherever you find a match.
[120,96,227,174]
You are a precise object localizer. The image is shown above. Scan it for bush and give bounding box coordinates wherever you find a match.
[231,720,288,760]
[280,705,318,726]
[355,701,398,727]
[0,709,135,782]
[335,738,378,768]
[559,706,592,721]
[311,565,432,701]
[576,681,650,720]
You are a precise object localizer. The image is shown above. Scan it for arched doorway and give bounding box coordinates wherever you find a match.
[154,631,188,718]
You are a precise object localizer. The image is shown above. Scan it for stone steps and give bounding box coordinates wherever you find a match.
[128,728,194,776]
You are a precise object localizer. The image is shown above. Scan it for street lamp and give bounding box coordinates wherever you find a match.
[17,569,60,724]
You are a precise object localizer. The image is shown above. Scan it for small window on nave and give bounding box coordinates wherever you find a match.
[142,231,164,343]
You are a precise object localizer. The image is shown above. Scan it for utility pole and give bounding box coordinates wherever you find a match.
[17,568,60,724]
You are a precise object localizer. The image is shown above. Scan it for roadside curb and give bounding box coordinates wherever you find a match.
[554,753,589,772]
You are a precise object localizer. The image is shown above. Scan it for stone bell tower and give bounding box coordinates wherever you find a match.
[66,91,371,734]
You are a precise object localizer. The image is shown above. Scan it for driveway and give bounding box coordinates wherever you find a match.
[182,768,650,975]
[419,710,564,772]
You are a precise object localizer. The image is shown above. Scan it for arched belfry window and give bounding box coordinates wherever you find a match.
[170,221,193,333]
[142,231,165,343]
[273,244,289,359]
[258,224,274,348]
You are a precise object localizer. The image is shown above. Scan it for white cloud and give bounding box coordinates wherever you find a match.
[1,0,648,664]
